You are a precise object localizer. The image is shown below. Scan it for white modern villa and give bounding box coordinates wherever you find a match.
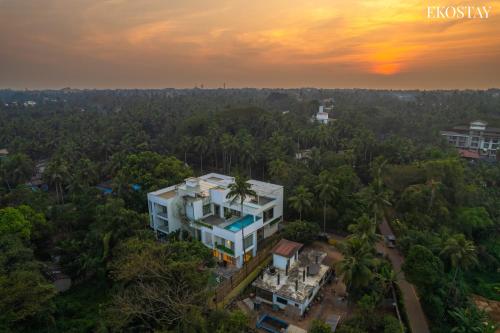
[147,173,283,267]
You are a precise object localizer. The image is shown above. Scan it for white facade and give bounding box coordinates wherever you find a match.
[147,173,283,268]
[314,105,334,124]
[441,120,500,159]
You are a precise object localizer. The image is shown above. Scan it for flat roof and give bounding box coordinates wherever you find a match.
[158,190,176,199]
[247,179,283,195]
[273,239,303,258]
[253,249,330,303]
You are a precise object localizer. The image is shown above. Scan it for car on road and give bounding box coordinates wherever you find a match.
[385,235,396,248]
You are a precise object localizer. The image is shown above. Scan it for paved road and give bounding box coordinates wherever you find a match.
[378,219,430,333]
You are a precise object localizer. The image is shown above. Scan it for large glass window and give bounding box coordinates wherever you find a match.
[244,234,253,249]
[264,208,274,222]
[203,204,211,215]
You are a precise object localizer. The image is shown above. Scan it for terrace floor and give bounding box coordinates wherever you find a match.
[202,214,226,226]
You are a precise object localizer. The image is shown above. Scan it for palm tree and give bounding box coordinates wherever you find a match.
[440,234,478,291]
[207,123,220,169]
[368,160,392,223]
[449,306,497,333]
[193,136,208,173]
[288,185,313,221]
[347,214,381,246]
[179,136,192,165]
[268,159,289,184]
[315,171,338,233]
[426,178,441,212]
[336,237,375,292]
[226,176,257,270]
[220,133,237,174]
[45,158,69,204]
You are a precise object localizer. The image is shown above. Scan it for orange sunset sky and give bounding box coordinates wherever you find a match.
[1,0,500,89]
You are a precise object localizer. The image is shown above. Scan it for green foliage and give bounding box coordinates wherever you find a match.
[0,206,56,331]
[282,220,320,244]
[455,207,494,238]
[402,245,444,291]
[106,237,214,331]
[336,238,376,292]
[449,306,498,333]
[310,319,332,333]
[0,207,31,240]
[206,310,249,333]
[288,185,314,220]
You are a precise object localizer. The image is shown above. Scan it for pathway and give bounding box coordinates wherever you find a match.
[377,218,430,333]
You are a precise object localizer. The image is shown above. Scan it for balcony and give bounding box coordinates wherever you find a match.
[157,211,168,220]
[216,243,235,255]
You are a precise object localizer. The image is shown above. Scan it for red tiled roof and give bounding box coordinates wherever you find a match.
[458,149,480,159]
[272,239,303,258]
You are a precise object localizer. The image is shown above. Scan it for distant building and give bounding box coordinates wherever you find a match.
[147,173,283,268]
[441,120,500,160]
[315,106,329,124]
[314,100,335,124]
[27,160,48,190]
[0,148,8,160]
[252,239,332,316]
[23,101,37,107]
[295,149,312,161]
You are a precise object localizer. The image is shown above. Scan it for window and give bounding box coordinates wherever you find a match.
[264,208,274,222]
[203,204,211,215]
[214,204,220,216]
[276,297,288,305]
[244,234,253,249]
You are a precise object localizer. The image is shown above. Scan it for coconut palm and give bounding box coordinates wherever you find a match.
[315,171,338,233]
[220,133,237,174]
[347,214,382,246]
[367,159,392,222]
[336,237,375,292]
[207,123,220,169]
[193,136,208,173]
[45,158,69,204]
[440,234,478,288]
[226,176,257,270]
[426,178,442,212]
[288,185,313,221]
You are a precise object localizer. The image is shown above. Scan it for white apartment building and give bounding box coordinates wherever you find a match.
[441,120,500,160]
[147,173,283,267]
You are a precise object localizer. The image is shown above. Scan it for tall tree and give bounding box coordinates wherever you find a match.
[226,176,256,269]
[440,234,478,289]
[288,185,313,221]
[336,237,375,292]
[347,214,381,247]
[315,171,338,233]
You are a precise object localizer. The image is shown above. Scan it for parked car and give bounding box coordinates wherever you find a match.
[385,235,396,248]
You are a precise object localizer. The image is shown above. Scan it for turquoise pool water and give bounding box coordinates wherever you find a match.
[225,215,255,232]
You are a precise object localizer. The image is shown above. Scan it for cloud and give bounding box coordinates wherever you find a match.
[0,0,499,88]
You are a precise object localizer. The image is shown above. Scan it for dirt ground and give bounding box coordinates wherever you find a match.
[472,294,500,332]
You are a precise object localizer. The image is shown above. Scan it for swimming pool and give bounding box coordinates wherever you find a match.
[225,215,255,232]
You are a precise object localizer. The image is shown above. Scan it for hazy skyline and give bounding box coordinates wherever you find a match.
[1,0,500,89]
